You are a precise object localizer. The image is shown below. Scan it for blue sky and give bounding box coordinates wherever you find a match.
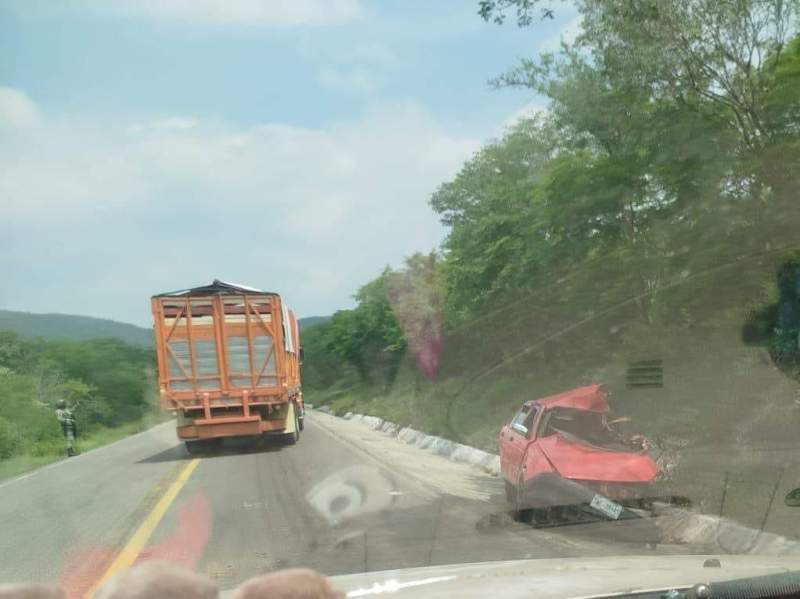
[0,0,577,326]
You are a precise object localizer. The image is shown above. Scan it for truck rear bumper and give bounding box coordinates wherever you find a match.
[177,417,286,440]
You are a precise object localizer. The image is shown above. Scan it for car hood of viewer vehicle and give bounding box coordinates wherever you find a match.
[536,434,659,483]
[327,555,799,599]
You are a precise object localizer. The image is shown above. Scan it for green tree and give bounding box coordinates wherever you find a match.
[468,0,800,322]
[481,0,799,151]
[0,332,30,372]
[430,116,564,318]
[326,269,407,386]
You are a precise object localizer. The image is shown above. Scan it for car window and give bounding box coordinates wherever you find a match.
[511,405,537,436]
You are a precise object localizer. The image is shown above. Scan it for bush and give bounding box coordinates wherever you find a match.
[0,417,19,459]
[330,395,356,416]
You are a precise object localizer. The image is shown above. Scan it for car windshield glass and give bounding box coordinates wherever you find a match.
[541,409,635,450]
[3,0,800,596]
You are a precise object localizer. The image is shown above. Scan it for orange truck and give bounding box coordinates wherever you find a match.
[151,280,304,453]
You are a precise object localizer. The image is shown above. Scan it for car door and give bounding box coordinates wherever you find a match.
[500,404,538,483]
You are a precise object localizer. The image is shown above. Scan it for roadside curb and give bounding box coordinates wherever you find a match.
[340,411,501,476]
[318,408,800,556]
[651,503,800,555]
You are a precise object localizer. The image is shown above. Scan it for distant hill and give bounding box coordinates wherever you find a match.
[298,316,331,330]
[0,310,330,346]
[0,310,153,347]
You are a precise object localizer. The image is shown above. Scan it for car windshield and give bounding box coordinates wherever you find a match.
[2,0,800,597]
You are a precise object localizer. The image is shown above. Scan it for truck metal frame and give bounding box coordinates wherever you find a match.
[151,280,303,449]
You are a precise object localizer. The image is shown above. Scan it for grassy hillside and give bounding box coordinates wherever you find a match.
[302,28,800,455]
[305,244,800,447]
[298,316,331,330]
[0,310,153,347]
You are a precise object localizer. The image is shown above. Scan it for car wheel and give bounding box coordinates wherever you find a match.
[504,480,515,504]
[532,507,550,527]
[512,475,533,523]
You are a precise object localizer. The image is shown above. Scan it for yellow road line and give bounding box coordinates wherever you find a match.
[86,458,201,597]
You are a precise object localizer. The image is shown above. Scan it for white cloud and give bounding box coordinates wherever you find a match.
[0,87,41,129]
[155,117,199,131]
[538,15,583,52]
[502,101,550,131]
[318,67,378,93]
[351,42,401,68]
[0,89,478,323]
[14,0,363,27]
[310,43,399,95]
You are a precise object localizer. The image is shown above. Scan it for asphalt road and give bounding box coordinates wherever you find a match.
[0,413,693,597]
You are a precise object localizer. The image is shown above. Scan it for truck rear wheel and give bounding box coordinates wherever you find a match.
[284,403,300,446]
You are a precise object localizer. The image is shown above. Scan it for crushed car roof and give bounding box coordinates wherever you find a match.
[153,279,277,298]
[532,384,610,412]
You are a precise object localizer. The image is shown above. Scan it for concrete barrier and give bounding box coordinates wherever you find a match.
[398,427,422,444]
[345,413,501,476]
[361,415,384,430]
[380,422,400,436]
[652,503,800,555]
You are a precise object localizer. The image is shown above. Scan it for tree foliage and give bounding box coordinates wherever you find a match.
[486,1,799,144]
[324,268,407,386]
[431,0,800,325]
[304,1,800,414]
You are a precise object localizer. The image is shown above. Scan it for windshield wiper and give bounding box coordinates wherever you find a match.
[612,569,800,599]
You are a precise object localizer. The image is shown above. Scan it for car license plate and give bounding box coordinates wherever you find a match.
[590,494,623,520]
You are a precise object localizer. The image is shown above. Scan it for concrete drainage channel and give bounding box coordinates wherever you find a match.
[314,407,800,556]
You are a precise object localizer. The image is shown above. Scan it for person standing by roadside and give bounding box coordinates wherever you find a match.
[55,399,78,457]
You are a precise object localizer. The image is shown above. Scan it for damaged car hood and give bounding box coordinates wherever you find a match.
[537,434,658,483]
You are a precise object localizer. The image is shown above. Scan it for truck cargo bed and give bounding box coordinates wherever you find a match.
[151,280,303,441]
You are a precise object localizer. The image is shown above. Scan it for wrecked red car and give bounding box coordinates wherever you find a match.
[499,384,659,524]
